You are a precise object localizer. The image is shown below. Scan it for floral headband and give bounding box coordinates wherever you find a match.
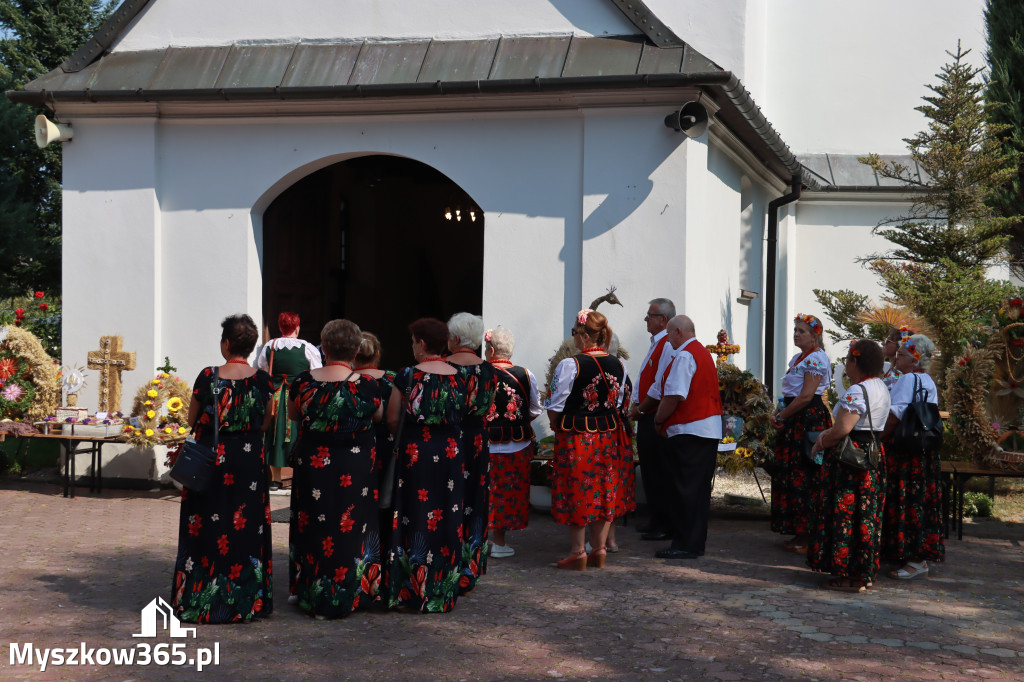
[577,309,594,326]
[904,339,923,362]
[848,340,862,357]
[795,314,822,335]
[484,329,493,344]
[899,325,913,341]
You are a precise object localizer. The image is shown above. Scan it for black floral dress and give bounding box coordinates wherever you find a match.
[171,368,273,624]
[287,372,382,618]
[386,368,469,613]
[455,362,498,595]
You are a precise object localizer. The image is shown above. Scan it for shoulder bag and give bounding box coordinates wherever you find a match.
[170,367,221,493]
[893,375,943,457]
[378,395,405,510]
[837,383,881,471]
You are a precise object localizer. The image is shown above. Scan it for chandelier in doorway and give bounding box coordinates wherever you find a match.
[444,205,478,223]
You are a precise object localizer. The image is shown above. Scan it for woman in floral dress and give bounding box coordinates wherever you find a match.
[881,334,944,580]
[808,339,890,593]
[172,314,274,623]
[483,326,542,558]
[446,312,498,594]
[384,318,469,613]
[287,319,383,618]
[545,309,628,571]
[354,331,398,539]
[768,314,832,553]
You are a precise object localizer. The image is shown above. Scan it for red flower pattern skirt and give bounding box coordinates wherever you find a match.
[771,395,832,536]
[551,430,627,527]
[488,442,533,531]
[881,443,945,563]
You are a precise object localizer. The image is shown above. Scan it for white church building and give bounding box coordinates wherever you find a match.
[9,0,991,433]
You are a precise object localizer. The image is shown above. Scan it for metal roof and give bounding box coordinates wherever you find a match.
[800,154,928,191]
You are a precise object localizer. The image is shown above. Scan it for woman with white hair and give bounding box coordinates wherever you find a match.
[446,312,499,593]
[880,334,944,580]
[483,326,542,557]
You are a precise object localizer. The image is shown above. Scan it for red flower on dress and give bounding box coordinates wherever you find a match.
[411,565,427,597]
[439,545,451,557]
[836,546,849,560]
[233,504,247,530]
[322,536,334,557]
[339,474,352,487]
[340,506,355,533]
[334,566,348,582]
[187,515,202,537]
[421,427,431,442]
[223,473,234,485]
[298,510,309,531]
[228,564,243,580]
[418,488,429,501]
[311,447,330,468]
[361,564,381,595]
[217,534,229,555]
[405,443,419,466]
[446,438,458,459]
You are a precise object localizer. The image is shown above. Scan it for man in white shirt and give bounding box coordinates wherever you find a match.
[651,315,723,559]
[627,297,676,539]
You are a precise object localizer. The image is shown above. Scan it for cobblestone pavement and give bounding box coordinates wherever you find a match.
[1,481,1022,680]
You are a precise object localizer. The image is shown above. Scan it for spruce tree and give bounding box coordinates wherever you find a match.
[985,0,1024,273]
[855,44,1021,385]
[0,1,115,300]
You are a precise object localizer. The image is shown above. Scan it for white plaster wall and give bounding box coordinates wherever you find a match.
[763,0,988,154]
[114,0,637,50]
[645,0,748,76]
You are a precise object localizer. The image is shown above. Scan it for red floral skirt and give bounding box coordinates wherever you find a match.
[771,395,832,536]
[881,444,945,563]
[551,430,628,527]
[488,442,533,532]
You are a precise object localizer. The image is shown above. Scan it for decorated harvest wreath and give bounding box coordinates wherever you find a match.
[0,326,59,422]
[716,362,774,474]
[120,371,192,446]
[946,298,1024,471]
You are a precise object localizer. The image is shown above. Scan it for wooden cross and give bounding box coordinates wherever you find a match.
[86,336,137,413]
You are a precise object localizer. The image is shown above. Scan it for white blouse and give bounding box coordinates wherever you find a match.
[833,378,891,431]
[780,349,831,397]
[888,372,939,420]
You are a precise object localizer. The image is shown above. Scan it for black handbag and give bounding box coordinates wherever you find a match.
[378,395,404,510]
[837,383,881,471]
[170,367,221,493]
[893,375,943,457]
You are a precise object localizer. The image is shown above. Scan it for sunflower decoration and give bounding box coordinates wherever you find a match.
[0,325,59,421]
[715,362,775,474]
[121,369,191,445]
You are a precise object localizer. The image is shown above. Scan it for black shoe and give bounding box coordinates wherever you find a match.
[637,523,660,534]
[655,548,699,559]
[641,531,671,541]
[269,481,282,491]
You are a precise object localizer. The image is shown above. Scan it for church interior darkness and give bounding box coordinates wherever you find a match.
[262,155,484,367]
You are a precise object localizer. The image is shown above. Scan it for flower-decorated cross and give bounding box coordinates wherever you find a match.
[86,336,137,413]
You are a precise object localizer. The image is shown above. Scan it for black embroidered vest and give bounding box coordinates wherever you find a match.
[559,354,624,433]
[486,365,535,443]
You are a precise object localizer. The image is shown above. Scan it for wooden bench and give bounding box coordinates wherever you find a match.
[940,460,1024,540]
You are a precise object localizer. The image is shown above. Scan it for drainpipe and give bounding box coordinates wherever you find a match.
[764,175,802,398]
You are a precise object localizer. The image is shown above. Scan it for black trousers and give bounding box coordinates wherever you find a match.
[663,433,719,554]
[636,414,670,529]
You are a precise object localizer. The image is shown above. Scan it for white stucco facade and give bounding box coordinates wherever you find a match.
[45,0,993,427]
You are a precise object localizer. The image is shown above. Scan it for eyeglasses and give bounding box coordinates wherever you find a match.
[644,313,666,320]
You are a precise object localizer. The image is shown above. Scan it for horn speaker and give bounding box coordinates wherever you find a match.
[35,115,73,148]
[664,101,709,138]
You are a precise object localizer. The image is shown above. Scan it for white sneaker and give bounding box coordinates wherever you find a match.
[490,543,515,558]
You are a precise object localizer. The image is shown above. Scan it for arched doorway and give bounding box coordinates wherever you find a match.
[262,155,484,367]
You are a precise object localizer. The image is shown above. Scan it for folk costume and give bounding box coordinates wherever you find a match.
[545,352,630,526]
[287,370,382,618]
[172,368,274,623]
[771,348,832,537]
[631,329,673,533]
[808,379,890,585]
[485,362,542,534]
[650,338,723,555]
[256,338,322,471]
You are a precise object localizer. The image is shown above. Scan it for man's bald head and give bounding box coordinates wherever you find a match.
[666,315,695,349]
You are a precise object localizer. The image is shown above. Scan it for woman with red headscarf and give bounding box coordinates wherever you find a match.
[256,311,322,490]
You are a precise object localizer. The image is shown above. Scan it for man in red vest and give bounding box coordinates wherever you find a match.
[627,297,675,540]
[651,315,723,559]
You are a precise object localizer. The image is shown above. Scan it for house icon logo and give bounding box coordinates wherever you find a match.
[133,597,196,638]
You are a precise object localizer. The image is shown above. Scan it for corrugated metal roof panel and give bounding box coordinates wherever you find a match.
[638,43,684,74]
[282,43,362,88]
[151,47,230,90]
[215,44,295,89]
[89,50,165,91]
[349,41,430,85]
[562,35,643,77]
[488,36,571,79]
[418,39,499,82]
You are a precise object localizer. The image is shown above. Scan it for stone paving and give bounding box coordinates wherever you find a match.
[0,480,1022,680]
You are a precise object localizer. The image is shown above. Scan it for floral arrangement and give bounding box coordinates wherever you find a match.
[715,362,774,474]
[706,329,741,365]
[0,325,60,421]
[120,371,191,446]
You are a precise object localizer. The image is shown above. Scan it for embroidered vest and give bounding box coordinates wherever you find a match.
[663,342,723,428]
[559,354,624,433]
[637,335,670,401]
[486,365,535,443]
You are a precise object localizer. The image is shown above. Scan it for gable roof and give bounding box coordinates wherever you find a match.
[6,1,820,190]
